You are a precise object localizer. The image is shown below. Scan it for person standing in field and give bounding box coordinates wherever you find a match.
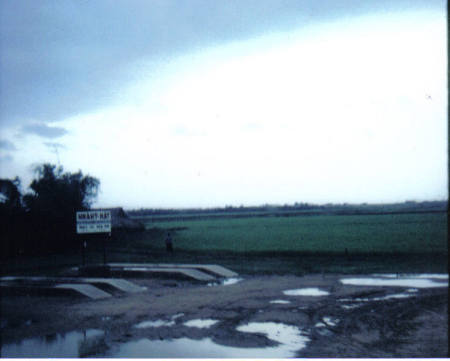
[165,232,174,254]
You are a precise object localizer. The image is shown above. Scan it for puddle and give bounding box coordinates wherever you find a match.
[236,322,309,357]
[340,277,447,288]
[183,319,219,328]
[341,304,361,310]
[1,329,104,358]
[270,300,291,304]
[171,313,184,320]
[372,293,413,301]
[135,320,175,328]
[323,317,339,326]
[339,291,414,304]
[208,278,243,287]
[111,322,309,358]
[283,288,330,296]
[372,273,448,279]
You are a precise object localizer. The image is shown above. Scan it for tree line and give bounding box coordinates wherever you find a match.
[0,163,100,259]
[128,200,447,218]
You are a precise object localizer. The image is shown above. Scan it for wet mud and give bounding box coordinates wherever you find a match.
[0,274,447,357]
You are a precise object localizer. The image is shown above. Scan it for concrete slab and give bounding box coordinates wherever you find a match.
[83,278,146,293]
[54,284,112,299]
[0,281,112,300]
[0,276,145,293]
[112,266,216,281]
[108,263,238,278]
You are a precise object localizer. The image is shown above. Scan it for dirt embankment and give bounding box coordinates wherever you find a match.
[1,274,448,357]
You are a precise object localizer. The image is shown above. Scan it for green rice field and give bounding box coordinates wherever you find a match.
[141,212,447,254]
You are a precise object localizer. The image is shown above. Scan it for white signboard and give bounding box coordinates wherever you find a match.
[76,210,111,234]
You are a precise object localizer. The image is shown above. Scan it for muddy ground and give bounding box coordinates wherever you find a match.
[0,274,448,358]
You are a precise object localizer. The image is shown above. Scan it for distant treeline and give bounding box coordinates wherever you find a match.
[128,200,448,219]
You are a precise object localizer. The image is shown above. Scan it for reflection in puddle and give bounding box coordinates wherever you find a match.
[135,320,175,328]
[208,278,243,287]
[372,293,412,301]
[283,288,329,296]
[183,319,219,328]
[112,322,309,358]
[340,277,447,288]
[171,313,184,320]
[223,277,243,285]
[341,304,361,310]
[339,291,414,304]
[270,300,291,304]
[237,322,309,357]
[372,273,448,279]
[323,317,339,326]
[1,329,104,358]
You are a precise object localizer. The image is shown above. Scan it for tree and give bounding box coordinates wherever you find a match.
[0,177,22,210]
[22,163,100,253]
[24,163,99,215]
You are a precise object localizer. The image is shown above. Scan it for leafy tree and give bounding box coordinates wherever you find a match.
[22,163,100,253]
[0,176,22,210]
[24,163,99,214]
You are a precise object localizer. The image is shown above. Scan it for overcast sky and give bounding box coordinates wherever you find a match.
[0,0,447,209]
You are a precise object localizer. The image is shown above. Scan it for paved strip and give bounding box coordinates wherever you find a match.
[111,266,216,281]
[54,284,112,299]
[108,263,238,278]
[0,282,112,300]
[0,277,145,293]
[84,278,145,293]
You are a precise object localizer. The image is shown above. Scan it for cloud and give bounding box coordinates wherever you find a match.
[0,0,439,128]
[0,154,13,163]
[0,139,17,151]
[44,141,67,149]
[21,123,68,139]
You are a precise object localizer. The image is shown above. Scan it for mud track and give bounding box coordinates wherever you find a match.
[1,274,447,357]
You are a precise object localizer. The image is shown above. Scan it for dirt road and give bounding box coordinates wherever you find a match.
[1,274,447,357]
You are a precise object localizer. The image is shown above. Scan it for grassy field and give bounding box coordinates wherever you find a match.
[140,212,447,254]
[3,212,447,276]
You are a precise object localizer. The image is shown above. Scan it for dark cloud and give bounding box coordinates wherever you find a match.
[21,123,68,138]
[0,0,441,127]
[0,139,17,151]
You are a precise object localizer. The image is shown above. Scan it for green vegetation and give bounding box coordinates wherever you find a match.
[81,211,445,276]
[140,212,447,254]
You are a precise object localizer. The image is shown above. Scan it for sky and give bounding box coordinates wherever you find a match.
[0,0,447,209]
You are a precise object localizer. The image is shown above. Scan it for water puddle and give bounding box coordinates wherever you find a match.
[183,319,219,328]
[322,317,339,326]
[270,300,291,304]
[236,322,309,357]
[340,277,447,288]
[135,320,175,328]
[341,304,361,310]
[208,277,243,287]
[1,329,104,358]
[372,293,412,301]
[111,322,309,358]
[283,287,329,296]
[372,273,448,279]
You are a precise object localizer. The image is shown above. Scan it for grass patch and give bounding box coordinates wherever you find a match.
[2,212,447,276]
